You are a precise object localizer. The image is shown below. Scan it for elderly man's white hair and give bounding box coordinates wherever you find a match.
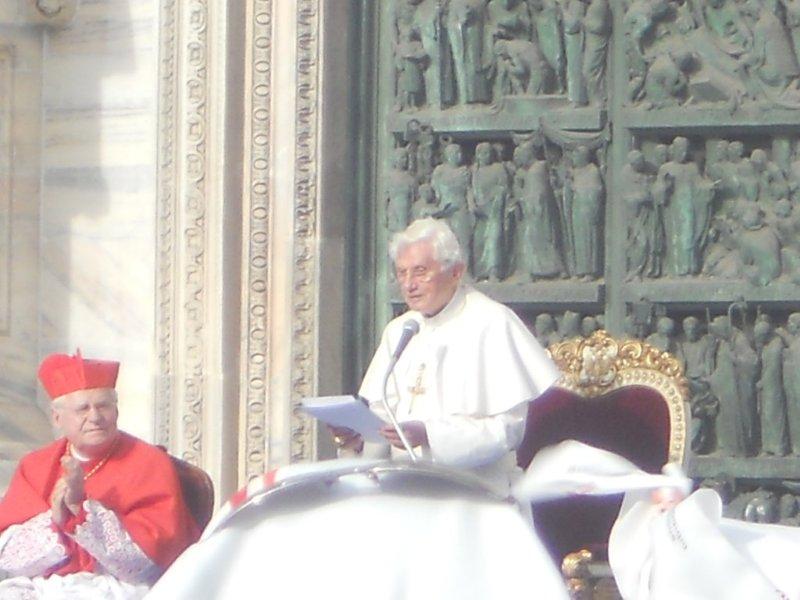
[389,218,464,270]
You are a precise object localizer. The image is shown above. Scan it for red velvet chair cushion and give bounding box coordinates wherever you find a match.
[518,385,671,563]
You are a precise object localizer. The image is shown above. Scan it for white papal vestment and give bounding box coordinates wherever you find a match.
[359,285,560,494]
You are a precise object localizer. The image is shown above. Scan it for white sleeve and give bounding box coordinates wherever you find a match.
[70,499,161,586]
[424,403,528,468]
[0,511,68,577]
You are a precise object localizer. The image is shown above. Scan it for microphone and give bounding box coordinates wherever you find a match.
[390,319,420,363]
[381,319,421,462]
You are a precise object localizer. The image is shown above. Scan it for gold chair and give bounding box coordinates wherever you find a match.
[517,330,688,599]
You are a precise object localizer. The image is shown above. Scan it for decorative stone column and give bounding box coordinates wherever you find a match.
[157,0,357,501]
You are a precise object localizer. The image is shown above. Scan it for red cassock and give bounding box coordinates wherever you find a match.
[0,431,200,577]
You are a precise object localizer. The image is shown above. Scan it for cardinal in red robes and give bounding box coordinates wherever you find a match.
[0,351,200,599]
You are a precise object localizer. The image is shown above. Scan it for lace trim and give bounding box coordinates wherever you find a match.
[0,512,67,577]
[71,500,160,586]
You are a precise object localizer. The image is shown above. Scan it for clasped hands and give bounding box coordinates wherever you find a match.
[329,420,428,452]
[50,456,85,527]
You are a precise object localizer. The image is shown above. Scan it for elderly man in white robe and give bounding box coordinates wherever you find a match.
[335,217,560,496]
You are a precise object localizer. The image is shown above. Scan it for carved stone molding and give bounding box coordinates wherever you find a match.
[155,0,177,451]
[156,0,210,466]
[548,329,689,464]
[289,0,321,463]
[241,0,274,480]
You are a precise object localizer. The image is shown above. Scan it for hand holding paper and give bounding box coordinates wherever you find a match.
[300,395,387,443]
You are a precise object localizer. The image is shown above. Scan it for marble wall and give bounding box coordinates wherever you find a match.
[0,0,160,489]
[0,18,49,488]
[40,0,159,441]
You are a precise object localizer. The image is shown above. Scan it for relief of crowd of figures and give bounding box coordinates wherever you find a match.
[387,133,605,281]
[625,0,800,110]
[392,0,800,113]
[389,130,800,288]
[378,0,800,528]
[392,0,611,110]
[625,135,800,286]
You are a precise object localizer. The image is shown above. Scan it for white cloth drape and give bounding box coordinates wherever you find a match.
[514,440,800,600]
[147,459,569,600]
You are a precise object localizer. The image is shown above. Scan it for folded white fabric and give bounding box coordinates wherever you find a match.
[512,439,691,502]
[513,440,800,600]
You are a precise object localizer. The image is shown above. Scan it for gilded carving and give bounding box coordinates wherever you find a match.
[548,329,687,465]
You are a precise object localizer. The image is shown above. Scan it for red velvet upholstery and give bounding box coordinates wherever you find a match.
[518,385,671,563]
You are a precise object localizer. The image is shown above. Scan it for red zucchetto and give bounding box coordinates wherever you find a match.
[37,350,120,400]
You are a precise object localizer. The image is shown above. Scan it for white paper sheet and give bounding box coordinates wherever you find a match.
[300,395,387,443]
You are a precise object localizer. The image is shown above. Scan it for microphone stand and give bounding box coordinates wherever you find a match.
[381,357,418,463]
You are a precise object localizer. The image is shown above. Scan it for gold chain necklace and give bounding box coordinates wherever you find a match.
[67,436,119,481]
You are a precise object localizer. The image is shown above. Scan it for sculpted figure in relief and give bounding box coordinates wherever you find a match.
[563,145,603,279]
[534,312,560,346]
[447,0,492,104]
[641,50,693,109]
[529,0,567,92]
[702,217,744,280]
[754,318,789,456]
[395,31,428,110]
[622,0,670,89]
[741,0,800,96]
[655,137,714,277]
[708,314,759,458]
[471,142,510,281]
[562,0,588,106]
[676,316,718,454]
[782,312,800,455]
[787,0,800,73]
[645,316,677,354]
[431,143,475,270]
[413,0,455,109]
[492,39,554,95]
[510,142,563,279]
[737,202,781,287]
[624,149,662,280]
[412,183,442,220]
[559,310,582,340]
[582,0,611,104]
[386,147,417,233]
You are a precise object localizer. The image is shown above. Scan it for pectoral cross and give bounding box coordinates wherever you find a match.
[408,363,426,412]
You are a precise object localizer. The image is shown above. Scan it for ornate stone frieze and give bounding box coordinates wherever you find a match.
[156,0,178,450]
[290,0,321,464]
[241,0,274,480]
[156,0,210,466]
